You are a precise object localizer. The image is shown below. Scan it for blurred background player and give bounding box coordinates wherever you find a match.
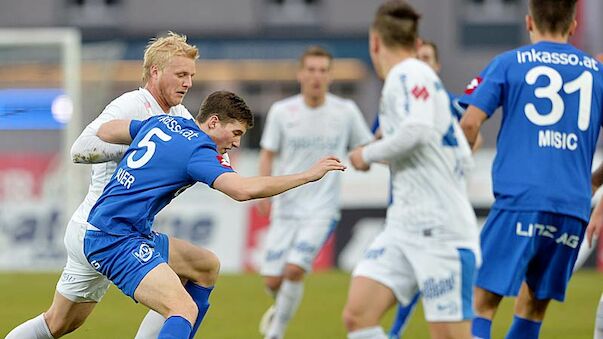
[387,39,481,339]
[6,31,205,339]
[257,45,373,339]
[343,1,479,338]
[460,1,603,338]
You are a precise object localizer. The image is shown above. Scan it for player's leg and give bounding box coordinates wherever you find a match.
[595,293,603,339]
[7,219,109,338]
[388,293,420,339]
[259,218,297,336]
[4,291,95,339]
[503,282,549,339]
[343,230,416,338]
[135,233,219,338]
[134,263,198,338]
[505,212,584,339]
[414,244,476,339]
[343,276,397,338]
[472,209,535,339]
[264,218,336,339]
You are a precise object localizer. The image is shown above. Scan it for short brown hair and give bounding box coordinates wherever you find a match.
[142,31,199,84]
[372,0,421,49]
[529,0,578,35]
[196,90,254,129]
[299,45,333,69]
[420,40,439,63]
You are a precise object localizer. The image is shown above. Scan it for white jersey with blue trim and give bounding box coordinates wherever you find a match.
[261,93,373,219]
[379,58,477,245]
[460,41,603,222]
[72,88,193,224]
[88,115,234,236]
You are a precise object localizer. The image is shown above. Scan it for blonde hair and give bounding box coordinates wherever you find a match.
[142,31,199,84]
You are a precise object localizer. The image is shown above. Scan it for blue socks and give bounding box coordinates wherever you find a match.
[158,316,192,339]
[472,316,492,339]
[505,315,542,339]
[388,293,420,338]
[185,281,214,339]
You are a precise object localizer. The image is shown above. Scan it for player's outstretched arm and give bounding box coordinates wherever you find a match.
[71,115,130,164]
[460,105,488,149]
[213,156,346,202]
[96,119,133,145]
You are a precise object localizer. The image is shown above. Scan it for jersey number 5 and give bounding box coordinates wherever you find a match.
[127,127,172,169]
[524,65,593,131]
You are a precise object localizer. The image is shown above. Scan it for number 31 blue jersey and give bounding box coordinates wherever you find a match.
[461,41,603,222]
[88,115,234,236]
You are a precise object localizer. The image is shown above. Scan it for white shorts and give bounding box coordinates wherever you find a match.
[55,218,110,303]
[353,230,477,322]
[260,217,337,276]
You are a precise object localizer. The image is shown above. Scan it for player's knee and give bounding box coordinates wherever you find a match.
[342,304,364,331]
[167,296,199,325]
[44,311,85,337]
[264,276,282,293]
[202,251,221,285]
[283,264,305,281]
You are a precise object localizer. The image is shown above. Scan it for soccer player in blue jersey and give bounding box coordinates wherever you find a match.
[459,1,603,338]
[85,90,345,338]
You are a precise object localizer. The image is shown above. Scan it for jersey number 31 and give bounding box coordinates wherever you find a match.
[524,65,593,131]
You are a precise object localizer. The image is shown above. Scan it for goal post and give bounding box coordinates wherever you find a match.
[0,28,83,270]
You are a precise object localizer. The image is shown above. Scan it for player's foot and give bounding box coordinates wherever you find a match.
[259,305,275,336]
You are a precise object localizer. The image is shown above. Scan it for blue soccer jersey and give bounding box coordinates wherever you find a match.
[461,41,603,222]
[88,115,234,236]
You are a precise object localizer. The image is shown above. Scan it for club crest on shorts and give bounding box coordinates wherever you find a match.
[132,243,154,264]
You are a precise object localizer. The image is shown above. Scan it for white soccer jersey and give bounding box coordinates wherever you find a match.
[261,93,373,219]
[72,88,193,223]
[376,59,477,246]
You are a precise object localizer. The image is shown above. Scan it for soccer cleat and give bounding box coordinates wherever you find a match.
[259,305,276,336]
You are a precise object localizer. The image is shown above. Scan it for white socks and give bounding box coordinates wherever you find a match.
[348,326,388,339]
[595,293,603,339]
[134,309,166,339]
[5,313,54,339]
[266,280,304,339]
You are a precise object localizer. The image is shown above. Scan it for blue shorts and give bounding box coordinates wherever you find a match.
[477,209,585,301]
[83,229,170,300]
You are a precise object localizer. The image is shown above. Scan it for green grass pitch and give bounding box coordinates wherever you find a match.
[1,270,600,338]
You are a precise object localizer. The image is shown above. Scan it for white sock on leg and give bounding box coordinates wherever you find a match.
[348,326,388,339]
[595,293,603,339]
[134,309,166,339]
[5,313,54,339]
[265,279,304,339]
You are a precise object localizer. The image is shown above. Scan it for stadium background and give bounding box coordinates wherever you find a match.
[0,0,602,337]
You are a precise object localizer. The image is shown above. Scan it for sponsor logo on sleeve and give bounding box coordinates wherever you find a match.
[217,154,232,169]
[464,76,482,95]
[411,85,430,101]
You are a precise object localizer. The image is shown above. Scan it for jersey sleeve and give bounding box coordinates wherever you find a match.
[387,70,437,128]
[187,144,235,187]
[347,101,374,148]
[70,95,143,163]
[259,104,282,152]
[129,119,145,139]
[459,56,506,117]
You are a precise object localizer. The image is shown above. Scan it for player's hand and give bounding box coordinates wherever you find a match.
[306,156,346,182]
[348,146,370,171]
[257,198,271,216]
